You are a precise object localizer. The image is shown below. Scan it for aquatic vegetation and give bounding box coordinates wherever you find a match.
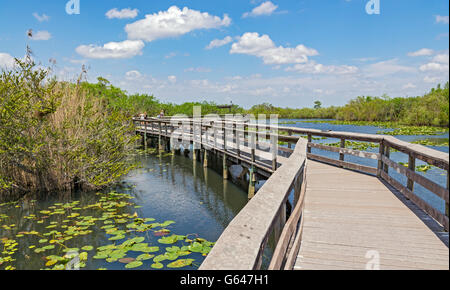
[398,162,434,173]
[326,140,379,151]
[411,138,449,147]
[0,191,214,270]
[298,120,448,136]
[377,126,448,136]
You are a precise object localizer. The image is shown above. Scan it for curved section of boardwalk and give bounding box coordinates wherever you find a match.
[295,161,449,270]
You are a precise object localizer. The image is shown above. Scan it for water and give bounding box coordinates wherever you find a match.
[0,152,248,270]
[279,119,449,213]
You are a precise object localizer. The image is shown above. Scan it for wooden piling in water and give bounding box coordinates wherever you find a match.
[203,149,208,168]
[223,154,228,180]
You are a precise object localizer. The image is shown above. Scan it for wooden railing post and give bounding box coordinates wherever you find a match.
[307,134,312,154]
[223,124,228,180]
[377,141,385,177]
[446,171,449,231]
[214,122,218,150]
[144,120,148,150]
[272,131,277,171]
[248,128,256,200]
[236,123,241,158]
[158,121,163,151]
[384,146,390,174]
[288,130,293,149]
[339,138,345,166]
[407,153,415,191]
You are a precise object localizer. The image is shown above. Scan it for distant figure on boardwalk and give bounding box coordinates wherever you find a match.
[157,110,165,119]
[139,112,147,125]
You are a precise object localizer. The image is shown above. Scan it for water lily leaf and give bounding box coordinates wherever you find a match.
[136,253,154,261]
[164,252,179,261]
[159,221,175,228]
[119,257,136,264]
[97,244,116,251]
[79,252,88,261]
[81,246,94,251]
[125,261,143,269]
[153,255,167,263]
[188,242,203,253]
[158,234,185,245]
[109,234,125,241]
[151,263,164,269]
[93,253,109,259]
[62,248,79,253]
[167,259,194,268]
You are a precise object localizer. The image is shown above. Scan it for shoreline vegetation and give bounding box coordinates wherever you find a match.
[1,57,448,200]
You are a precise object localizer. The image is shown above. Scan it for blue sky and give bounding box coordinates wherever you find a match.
[0,0,449,108]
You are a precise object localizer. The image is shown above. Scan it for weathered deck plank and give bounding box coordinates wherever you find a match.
[294,161,449,270]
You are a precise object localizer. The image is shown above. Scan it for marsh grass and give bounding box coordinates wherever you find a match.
[0,59,138,201]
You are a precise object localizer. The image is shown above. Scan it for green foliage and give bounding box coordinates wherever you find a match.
[0,59,138,199]
[335,83,449,127]
[314,100,322,109]
[246,102,338,119]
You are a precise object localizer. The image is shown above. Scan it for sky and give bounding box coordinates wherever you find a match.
[0,0,449,108]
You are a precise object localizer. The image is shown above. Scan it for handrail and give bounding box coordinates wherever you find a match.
[199,138,308,270]
[134,117,449,268]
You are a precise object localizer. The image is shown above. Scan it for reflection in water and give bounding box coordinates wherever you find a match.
[0,152,249,270]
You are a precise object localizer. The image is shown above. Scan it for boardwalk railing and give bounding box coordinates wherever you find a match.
[133,117,449,269]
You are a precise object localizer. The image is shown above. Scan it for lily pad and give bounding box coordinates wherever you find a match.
[119,257,136,264]
[151,263,164,269]
[136,253,154,261]
[125,260,143,269]
[167,259,194,268]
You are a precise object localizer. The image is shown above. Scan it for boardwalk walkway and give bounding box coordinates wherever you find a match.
[295,160,449,270]
[135,118,449,270]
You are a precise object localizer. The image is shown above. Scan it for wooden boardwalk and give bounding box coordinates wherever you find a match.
[295,160,449,270]
[135,118,449,270]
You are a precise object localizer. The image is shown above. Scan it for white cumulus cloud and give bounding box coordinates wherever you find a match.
[31,30,52,41]
[432,53,449,64]
[125,6,231,42]
[419,62,449,72]
[230,32,318,65]
[0,53,16,68]
[286,61,358,75]
[76,40,145,59]
[206,36,233,49]
[106,8,139,19]
[168,75,177,83]
[125,70,142,80]
[435,15,449,24]
[407,48,434,57]
[243,1,278,18]
[33,12,50,22]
